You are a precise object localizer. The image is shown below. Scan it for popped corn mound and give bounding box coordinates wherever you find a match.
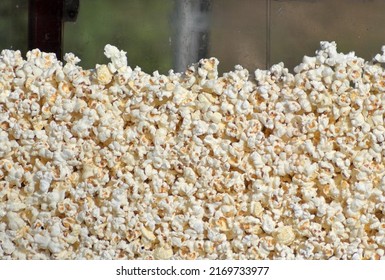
[1,42,385,260]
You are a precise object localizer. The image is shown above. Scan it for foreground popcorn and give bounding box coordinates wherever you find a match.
[1,42,385,260]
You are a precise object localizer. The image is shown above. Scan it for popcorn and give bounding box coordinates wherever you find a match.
[6,212,26,231]
[262,214,275,234]
[276,226,295,246]
[2,42,385,260]
[153,245,173,260]
[103,44,128,74]
[374,46,385,63]
[95,64,112,85]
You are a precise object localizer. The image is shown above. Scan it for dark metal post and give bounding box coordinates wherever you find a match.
[28,0,64,59]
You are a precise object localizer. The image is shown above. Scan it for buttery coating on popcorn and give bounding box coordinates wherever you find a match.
[1,42,385,259]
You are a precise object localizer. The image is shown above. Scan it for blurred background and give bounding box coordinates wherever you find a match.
[1,0,385,74]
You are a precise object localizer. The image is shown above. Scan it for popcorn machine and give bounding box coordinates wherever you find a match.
[2,0,385,262]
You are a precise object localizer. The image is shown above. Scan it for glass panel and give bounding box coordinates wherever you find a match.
[270,0,385,71]
[64,0,174,73]
[0,0,28,54]
[64,0,267,74]
[0,0,266,74]
[210,0,267,73]
[4,0,385,74]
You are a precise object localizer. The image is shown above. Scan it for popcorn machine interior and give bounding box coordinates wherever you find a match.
[1,0,385,260]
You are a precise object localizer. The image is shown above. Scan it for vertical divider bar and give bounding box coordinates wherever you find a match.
[28,0,63,59]
[266,0,271,69]
[197,0,212,60]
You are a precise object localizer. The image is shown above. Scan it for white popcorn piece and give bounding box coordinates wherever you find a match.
[34,233,51,249]
[96,64,113,85]
[153,245,173,260]
[6,212,26,231]
[250,201,264,217]
[374,46,385,63]
[262,214,275,234]
[104,44,128,73]
[276,226,295,245]
[141,227,156,242]
[1,239,15,255]
[35,171,53,193]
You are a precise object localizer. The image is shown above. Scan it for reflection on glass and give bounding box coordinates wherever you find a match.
[172,0,212,72]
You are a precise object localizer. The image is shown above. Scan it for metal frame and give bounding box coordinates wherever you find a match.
[28,0,79,59]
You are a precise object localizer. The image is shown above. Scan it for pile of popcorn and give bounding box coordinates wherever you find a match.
[1,42,385,260]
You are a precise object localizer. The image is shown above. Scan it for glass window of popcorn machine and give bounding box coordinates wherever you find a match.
[1,0,385,74]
